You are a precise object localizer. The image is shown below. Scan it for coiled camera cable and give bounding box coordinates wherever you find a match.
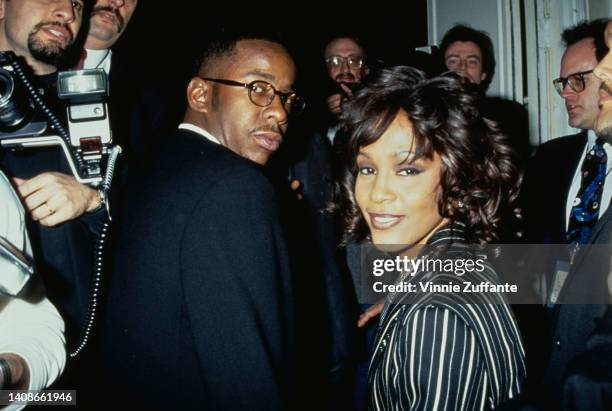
[10,55,121,358]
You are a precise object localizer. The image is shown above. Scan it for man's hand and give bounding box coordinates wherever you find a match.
[357,302,384,328]
[326,83,354,115]
[13,172,100,227]
[327,93,345,115]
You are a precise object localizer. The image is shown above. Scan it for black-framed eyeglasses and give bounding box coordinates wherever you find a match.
[201,77,305,115]
[325,55,364,69]
[553,70,594,95]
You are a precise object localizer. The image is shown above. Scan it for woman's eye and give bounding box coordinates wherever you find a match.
[358,166,376,175]
[397,167,421,176]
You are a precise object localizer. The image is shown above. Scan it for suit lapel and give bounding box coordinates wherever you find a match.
[561,131,588,197]
[559,188,612,301]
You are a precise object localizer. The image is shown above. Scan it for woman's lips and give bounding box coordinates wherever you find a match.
[368,213,405,230]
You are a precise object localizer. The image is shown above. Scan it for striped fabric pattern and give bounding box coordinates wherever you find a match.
[368,223,526,411]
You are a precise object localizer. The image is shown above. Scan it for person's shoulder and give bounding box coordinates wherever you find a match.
[125,131,272,213]
[536,131,587,155]
[173,131,274,193]
[159,130,263,177]
[526,132,587,174]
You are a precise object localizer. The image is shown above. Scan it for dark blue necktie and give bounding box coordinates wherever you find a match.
[567,138,608,260]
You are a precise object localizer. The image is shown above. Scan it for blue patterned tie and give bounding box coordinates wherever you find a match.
[567,138,608,260]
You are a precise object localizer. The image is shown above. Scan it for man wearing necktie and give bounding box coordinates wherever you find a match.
[517,21,608,403]
[557,18,612,411]
[522,19,609,251]
[539,17,612,411]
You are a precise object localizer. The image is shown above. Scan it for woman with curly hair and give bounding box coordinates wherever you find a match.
[335,66,526,410]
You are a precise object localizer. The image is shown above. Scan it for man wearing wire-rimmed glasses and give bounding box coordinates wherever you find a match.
[324,35,368,117]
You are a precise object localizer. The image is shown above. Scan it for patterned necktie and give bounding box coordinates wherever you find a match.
[567,138,608,260]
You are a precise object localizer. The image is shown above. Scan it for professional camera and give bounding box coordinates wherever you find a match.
[0,51,121,357]
[0,51,120,187]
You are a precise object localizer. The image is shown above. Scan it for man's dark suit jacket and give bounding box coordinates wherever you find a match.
[521,131,612,409]
[562,306,612,411]
[542,199,612,410]
[517,131,587,403]
[521,131,588,244]
[96,129,295,410]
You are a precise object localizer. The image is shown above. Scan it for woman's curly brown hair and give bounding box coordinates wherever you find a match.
[332,66,522,245]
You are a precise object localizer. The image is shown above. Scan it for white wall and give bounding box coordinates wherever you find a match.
[590,0,612,21]
[428,0,602,146]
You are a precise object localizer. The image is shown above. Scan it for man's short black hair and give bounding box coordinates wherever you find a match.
[192,28,287,77]
[439,24,495,92]
[323,33,368,58]
[562,18,609,61]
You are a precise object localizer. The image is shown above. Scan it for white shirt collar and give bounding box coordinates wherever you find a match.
[178,123,220,145]
[327,124,341,144]
[587,128,597,147]
[586,128,611,149]
[84,48,112,74]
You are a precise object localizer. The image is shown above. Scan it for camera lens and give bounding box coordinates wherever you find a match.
[0,70,14,102]
[0,68,29,129]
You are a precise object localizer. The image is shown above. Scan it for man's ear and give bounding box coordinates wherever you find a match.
[362,65,370,77]
[186,77,210,114]
[0,0,6,19]
[480,71,487,82]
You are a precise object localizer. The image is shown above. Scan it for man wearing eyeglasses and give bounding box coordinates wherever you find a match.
[523,19,609,248]
[96,33,299,410]
[324,36,369,117]
[439,24,531,165]
[535,18,612,411]
[519,18,610,408]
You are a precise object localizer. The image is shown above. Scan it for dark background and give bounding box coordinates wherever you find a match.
[112,3,430,111]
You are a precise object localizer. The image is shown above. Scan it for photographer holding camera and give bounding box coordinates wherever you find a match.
[0,0,105,359]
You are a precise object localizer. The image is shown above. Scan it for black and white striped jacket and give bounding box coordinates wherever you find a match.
[368,222,526,411]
